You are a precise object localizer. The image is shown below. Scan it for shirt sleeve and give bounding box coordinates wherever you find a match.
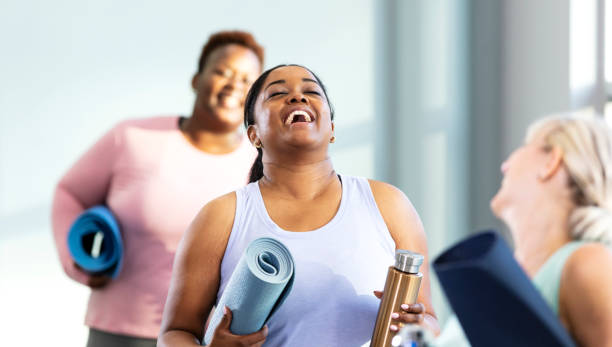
[51,121,125,285]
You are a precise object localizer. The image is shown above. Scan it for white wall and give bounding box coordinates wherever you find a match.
[0,1,375,345]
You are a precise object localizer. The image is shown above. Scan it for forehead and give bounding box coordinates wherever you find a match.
[205,44,261,70]
[264,66,317,85]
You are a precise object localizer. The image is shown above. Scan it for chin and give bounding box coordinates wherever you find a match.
[285,135,320,148]
[489,192,505,218]
[211,109,243,127]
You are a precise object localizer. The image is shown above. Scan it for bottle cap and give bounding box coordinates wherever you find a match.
[394,250,424,274]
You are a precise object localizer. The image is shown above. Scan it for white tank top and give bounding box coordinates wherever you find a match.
[217,174,396,347]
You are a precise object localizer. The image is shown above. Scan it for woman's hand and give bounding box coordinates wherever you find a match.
[73,262,111,289]
[374,290,425,331]
[207,306,268,347]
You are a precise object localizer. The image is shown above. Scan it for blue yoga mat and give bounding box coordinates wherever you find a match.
[433,231,575,347]
[204,237,295,345]
[67,206,123,279]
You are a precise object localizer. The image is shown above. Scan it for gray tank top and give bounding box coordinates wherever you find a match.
[217,174,396,346]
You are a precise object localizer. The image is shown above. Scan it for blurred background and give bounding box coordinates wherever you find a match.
[1,0,611,345]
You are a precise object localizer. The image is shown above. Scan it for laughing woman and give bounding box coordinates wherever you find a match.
[52,31,263,346]
[158,65,439,347]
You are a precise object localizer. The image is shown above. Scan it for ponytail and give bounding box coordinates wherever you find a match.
[569,206,612,247]
[249,148,264,183]
[528,115,612,247]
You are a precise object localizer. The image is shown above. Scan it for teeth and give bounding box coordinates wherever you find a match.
[285,110,312,125]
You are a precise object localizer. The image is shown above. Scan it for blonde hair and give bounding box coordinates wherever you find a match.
[527,114,612,246]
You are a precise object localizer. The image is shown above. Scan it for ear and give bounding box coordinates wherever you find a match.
[191,73,200,91]
[331,121,335,134]
[539,146,564,181]
[247,125,259,146]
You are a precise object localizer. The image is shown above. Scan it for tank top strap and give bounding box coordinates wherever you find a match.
[341,175,396,254]
[532,241,590,314]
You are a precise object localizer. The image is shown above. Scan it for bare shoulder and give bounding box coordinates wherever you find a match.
[180,191,237,252]
[368,179,413,214]
[561,243,612,344]
[196,191,237,221]
[564,243,612,284]
[367,179,425,248]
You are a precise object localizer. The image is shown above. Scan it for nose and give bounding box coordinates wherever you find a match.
[500,160,509,174]
[223,76,240,90]
[286,92,308,104]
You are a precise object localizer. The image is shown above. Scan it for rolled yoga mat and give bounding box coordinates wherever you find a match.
[204,237,295,345]
[433,231,575,347]
[67,205,123,278]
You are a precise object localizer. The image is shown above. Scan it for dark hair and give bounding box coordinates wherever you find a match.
[244,64,335,183]
[197,30,264,73]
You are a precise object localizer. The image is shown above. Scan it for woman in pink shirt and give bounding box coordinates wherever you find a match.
[51,30,263,347]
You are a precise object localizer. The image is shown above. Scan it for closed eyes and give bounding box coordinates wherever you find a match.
[268,92,287,98]
[267,90,321,99]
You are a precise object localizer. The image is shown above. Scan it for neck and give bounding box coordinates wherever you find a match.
[260,156,337,200]
[505,200,573,277]
[180,115,242,154]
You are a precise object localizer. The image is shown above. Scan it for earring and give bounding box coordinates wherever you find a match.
[255,140,262,148]
[330,136,335,143]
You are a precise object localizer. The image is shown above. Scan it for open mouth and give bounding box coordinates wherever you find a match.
[285,110,315,125]
[217,93,241,108]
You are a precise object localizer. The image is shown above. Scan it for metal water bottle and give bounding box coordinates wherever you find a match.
[370,250,424,347]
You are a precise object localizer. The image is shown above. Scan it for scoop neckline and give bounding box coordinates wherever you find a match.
[174,116,249,157]
[252,174,348,238]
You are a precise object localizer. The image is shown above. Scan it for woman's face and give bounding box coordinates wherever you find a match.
[250,65,333,151]
[192,44,261,130]
[490,130,552,218]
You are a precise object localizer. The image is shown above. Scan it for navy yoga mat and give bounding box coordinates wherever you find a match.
[67,206,123,278]
[433,231,575,347]
[204,237,295,345]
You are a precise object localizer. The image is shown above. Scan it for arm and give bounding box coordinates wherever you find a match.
[369,180,440,336]
[51,122,123,285]
[560,243,612,347]
[158,193,267,347]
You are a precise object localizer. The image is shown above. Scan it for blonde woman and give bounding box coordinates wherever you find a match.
[441,114,612,346]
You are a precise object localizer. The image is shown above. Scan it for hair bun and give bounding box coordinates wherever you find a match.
[570,206,612,247]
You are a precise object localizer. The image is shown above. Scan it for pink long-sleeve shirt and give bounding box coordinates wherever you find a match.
[51,116,256,338]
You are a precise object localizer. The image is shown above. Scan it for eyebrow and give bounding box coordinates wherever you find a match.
[264,79,285,91]
[264,78,321,91]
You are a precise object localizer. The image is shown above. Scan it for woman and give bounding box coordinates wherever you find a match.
[441,114,612,346]
[491,115,612,345]
[158,64,440,347]
[51,31,264,346]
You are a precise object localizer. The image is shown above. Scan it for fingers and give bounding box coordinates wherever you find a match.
[389,303,426,329]
[210,307,268,346]
[239,325,268,346]
[400,303,424,314]
[373,290,383,299]
[217,306,233,331]
[391,311,424,324]
[87,275,111,288]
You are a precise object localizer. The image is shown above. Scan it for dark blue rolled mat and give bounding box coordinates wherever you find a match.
[204,237,295,345]
[433,231,575,347]
[67,205,123,278]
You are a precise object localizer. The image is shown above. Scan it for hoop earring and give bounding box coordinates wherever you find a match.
[330,136,335,143]
[255,140,262,148]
